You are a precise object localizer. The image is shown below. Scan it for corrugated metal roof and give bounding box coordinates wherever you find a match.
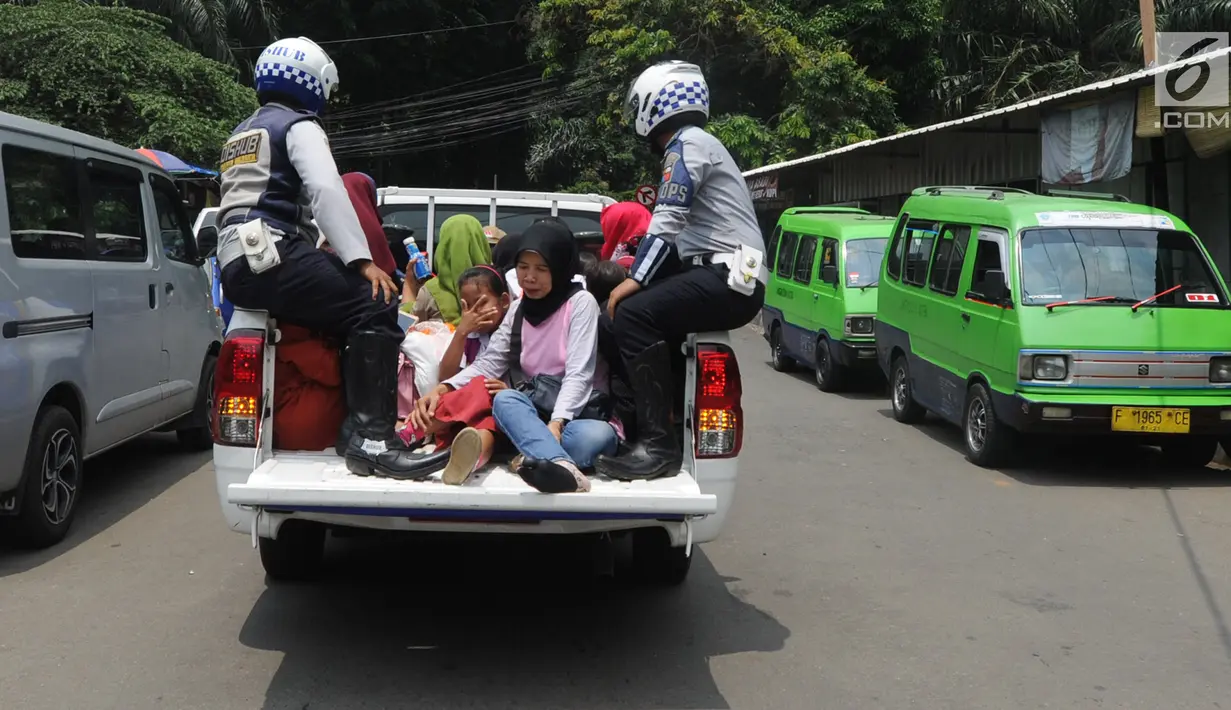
[743,46,1231,178]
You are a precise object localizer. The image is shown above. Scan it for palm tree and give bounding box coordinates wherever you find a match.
[936,0,1231,116]
[81,0,280,66]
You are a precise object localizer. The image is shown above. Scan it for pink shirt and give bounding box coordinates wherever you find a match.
[444,290,621,436]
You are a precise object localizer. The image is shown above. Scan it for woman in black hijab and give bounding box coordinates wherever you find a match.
[414,221,620,493]
[514,221,582,325]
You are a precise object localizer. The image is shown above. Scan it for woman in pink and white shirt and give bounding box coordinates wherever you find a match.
[416,221,618,493]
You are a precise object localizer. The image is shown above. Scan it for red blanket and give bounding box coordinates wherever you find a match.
[400,377,498,448]
[273,325,345,451]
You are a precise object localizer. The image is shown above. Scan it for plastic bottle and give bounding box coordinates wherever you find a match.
[403,237,432,282]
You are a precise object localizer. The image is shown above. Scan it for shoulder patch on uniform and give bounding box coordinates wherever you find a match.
[220,129,265,173]
[657,142,693,208]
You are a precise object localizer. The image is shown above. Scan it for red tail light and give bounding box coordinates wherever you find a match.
[694,344,742,458]
[212,330,265,447]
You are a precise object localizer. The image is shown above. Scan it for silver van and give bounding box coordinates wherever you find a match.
[0,111,223,548]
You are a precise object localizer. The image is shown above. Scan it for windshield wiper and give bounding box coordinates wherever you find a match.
[1044,295,1137,312]
[860,280,878,291]
[1131,284,1183,312]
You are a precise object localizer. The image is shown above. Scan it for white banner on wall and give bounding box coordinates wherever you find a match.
[1041,95,1136,185]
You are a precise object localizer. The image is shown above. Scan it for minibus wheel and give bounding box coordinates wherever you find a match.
[890,356,925,424]
[814,337,846,392]
[769,324,793,372]
[963,382,1014,467]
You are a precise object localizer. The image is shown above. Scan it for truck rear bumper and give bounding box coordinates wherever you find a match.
[214,447,735,546]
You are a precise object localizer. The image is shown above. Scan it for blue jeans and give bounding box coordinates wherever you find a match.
[492,389,618,469]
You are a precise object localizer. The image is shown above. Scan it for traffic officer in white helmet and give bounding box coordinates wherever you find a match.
[214,37,448,480]
[596,60,768,482]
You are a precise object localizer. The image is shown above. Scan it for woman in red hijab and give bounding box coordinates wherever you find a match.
[341,172,398,277]
[599,201,652,268]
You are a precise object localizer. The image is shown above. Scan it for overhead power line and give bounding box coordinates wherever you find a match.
[327,77,609,154]
[234,19,516,50]
[330,82,607,159]
[328,64,537,119]
[327,75,552,130]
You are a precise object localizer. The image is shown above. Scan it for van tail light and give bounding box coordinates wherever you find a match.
[694,344,742,458]
[212,329,264,447]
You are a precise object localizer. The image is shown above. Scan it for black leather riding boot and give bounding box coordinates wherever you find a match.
[342,331,449,479]
[595,341,682,481]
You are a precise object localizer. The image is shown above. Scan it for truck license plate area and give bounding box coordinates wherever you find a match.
[1111,406,1191,434]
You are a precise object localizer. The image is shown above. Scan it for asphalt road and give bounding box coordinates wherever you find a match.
[4,326,1231,709]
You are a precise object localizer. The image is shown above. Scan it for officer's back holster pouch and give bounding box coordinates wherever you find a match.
[236,219,281,274]
[727,244,767,296]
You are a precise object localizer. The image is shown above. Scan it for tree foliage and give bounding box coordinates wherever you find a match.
[275,0,531,187]
[0,0,258,165]
[522,0,939,191]
[936,0,1231,115]
[3,0,1214,193]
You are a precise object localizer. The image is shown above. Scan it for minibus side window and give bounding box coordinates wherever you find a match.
[794,236,817,284]
[885,212,908,280]
[767,225,783,271]
[901,220,939,287]
[776,232,800,278]
[969,228,1009,299]
[86,161,148,262]
[928,225,972,296]
[3,145,85,260]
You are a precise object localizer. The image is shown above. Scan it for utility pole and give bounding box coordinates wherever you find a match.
[1140,0,1157,67]
[1139,0,1167,210]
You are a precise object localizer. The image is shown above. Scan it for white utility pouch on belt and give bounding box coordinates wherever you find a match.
[727,244,766,296]
[236,219,281,274]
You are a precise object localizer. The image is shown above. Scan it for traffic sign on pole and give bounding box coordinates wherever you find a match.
[634,184,657,208]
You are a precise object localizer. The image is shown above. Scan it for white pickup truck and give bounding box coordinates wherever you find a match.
[211,309,746,585]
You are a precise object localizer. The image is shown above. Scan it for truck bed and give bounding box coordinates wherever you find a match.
[227,452,716,522]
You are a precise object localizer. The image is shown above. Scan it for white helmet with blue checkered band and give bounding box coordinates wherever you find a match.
[254,37,338,115]
[625,61,710,138]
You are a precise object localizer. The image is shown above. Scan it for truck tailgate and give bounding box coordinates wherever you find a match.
[227,456,716,520]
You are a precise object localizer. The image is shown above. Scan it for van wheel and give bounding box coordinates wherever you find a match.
[890,356,925,424]
[814,338,847,392]
[2,406,83,549]
[631,528,692,586]
[1160,438,1216,469]
[259,521,326,582]
[177,354,216,451]
[963,383,1015,468]
[769,325,793,372]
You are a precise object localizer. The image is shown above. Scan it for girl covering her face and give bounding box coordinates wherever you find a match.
[421,214,493,324]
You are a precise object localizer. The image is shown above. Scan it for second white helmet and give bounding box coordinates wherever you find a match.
[625,61,710,138]
[254,37,339,115]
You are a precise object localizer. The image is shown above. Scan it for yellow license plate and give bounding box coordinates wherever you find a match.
[1111,407,1191,434]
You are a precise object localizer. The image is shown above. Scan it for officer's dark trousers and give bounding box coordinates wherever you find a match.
[220,236,401,342]
[599,262,765,378]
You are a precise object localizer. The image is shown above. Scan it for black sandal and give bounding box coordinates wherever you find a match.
[516,458,591,493]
